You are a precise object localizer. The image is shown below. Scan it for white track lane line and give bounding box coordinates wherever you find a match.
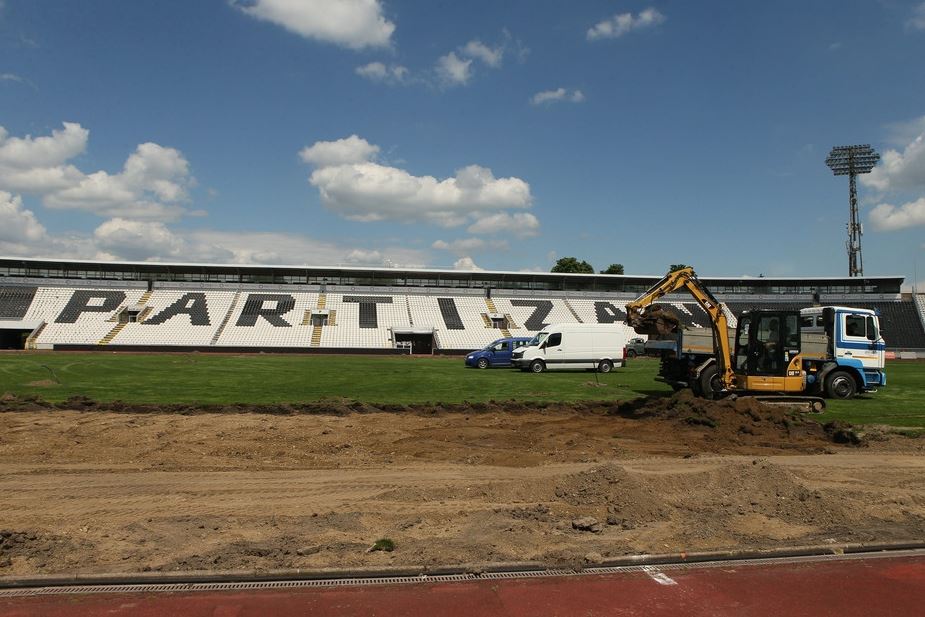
[642,566,678,586]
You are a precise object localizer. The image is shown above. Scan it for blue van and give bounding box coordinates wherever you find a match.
[465,337,533,368]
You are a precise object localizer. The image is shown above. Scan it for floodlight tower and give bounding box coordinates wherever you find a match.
[825,144,879,277]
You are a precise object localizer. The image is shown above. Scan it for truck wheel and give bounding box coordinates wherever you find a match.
[626,349,637,359]
[530,360,545,373]
[699,365,723,400]
[597,360,613,373]
[825,370,857,400]
[476,358,489,369]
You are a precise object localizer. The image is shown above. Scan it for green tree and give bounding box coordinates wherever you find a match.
[600,263,624,275]
[669,264,691,273]
[551,257,594,274]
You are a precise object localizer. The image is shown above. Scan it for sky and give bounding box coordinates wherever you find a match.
[1,0,925,286]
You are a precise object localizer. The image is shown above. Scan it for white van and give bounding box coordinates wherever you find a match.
[511,323,630,373]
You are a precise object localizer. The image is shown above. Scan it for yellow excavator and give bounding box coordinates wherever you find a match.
[625,267,826,411]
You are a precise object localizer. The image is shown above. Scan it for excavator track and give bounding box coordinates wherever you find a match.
[734,394,826,413]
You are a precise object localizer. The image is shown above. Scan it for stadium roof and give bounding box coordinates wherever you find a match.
[0,256,904,282]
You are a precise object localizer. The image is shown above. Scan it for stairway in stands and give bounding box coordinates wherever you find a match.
[484,298,511,337]
[99,290,153,345]
[24,322,46,350]
[210,290,241,345]
[310,293,326,347]
[563,299,583,323]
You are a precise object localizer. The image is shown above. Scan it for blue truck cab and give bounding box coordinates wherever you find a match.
[465,337,533,368]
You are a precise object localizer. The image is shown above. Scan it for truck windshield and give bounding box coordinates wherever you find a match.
[528,332,549,347]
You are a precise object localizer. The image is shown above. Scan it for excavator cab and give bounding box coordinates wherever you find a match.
[734,310,805,392]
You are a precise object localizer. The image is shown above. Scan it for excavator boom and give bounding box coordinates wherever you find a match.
[625,268,736,391]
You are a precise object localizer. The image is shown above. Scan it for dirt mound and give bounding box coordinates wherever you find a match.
[554,464,670,524]
[0,529,94,570]
[611,390,855,451]
[662,460,842,525]
[161,538,370,572]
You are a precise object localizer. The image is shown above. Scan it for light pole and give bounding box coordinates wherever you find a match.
[825,145,880,277]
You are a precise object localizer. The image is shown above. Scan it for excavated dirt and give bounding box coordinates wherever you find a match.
[0,392,923,576]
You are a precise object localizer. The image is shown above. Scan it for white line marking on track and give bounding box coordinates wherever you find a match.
[642,566,678,586]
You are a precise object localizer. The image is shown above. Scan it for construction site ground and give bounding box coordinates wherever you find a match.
[1,392,924,577]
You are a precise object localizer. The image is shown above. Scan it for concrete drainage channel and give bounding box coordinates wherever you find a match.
[1,541,924,598]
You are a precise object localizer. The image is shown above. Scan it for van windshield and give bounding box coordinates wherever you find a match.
[528,332,549,347]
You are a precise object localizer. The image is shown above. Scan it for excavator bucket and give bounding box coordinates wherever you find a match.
[627,305,682,336]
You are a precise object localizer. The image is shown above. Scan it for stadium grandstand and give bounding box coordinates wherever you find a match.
[1,257,923,353]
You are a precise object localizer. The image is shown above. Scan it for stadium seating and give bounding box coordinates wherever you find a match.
[8,284,925,351]
[0,286,37,319]
[116,290,237,347]
[25,287,147,346]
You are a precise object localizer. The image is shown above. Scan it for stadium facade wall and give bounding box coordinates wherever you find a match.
[1,282,924,352]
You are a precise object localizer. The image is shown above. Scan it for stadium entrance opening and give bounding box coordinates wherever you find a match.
[0,326,34,349]
[392,328,434,354]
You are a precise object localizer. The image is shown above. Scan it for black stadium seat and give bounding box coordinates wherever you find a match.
[0,286,38,320]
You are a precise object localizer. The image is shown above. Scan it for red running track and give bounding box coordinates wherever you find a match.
[2,555,924,617]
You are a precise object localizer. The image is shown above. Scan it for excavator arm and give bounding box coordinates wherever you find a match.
[625,268,736,391]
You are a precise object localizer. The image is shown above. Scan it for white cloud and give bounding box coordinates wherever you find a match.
[0,122,87,168]
[0,191,46,243]
[466,212,540,237]
[869,197,925,231]
[301,136,533,227]
[43,142,193,220]
[93,218,187,262]
[355,61,409,84]
[0,123,195,221]
[435,37,507,87]
[1,73,24,83]
[908,2,925,31]
[587,7,666,41]
[435,51,472,86]
[344,248,382,263]
[176,229,428,267]
[462,40,503,68]
[432,237,508,256]
[862,121,925,193]
[530,88,585,106]
[233,0,395,50]
[0,202,430,267]
[453,256,482,271]
[299,134,379,167]
[884,116,925,147]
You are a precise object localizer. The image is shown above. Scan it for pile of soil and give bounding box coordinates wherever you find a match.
[611,390,862,450]
[0,529,94,571]
[554,464,670,525]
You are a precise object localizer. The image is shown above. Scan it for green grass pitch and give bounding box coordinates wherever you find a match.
[0,353,922,427]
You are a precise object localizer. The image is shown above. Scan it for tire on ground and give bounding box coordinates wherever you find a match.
[530,360,545,373]
[698,364,723,400]
[824,370,857,400]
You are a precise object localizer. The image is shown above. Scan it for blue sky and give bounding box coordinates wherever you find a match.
[1,0,925,285]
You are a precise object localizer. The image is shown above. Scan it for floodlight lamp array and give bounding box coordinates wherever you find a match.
[825,145,880,176]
